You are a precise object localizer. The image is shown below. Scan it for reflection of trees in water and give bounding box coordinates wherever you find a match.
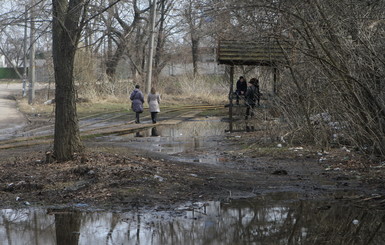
[299,205,385,244]
[216,199,385,244]
[0,209,55,245]
[55,210,81,245]
[145,199,385,244]
[164,120,226,137]
[1,199,385,244]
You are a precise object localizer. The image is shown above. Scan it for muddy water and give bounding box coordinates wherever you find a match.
[95,117,250,164]
[1,192,384,245]
[4,118,384,244]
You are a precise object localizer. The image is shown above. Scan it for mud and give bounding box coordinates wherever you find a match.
[1,126,385,244]
[1,116,384,211]
[1,102,385,244]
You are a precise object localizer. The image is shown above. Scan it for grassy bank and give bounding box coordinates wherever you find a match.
[15,75,228,116]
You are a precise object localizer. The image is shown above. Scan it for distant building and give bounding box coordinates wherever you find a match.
[161,45,225,76]
[0,55,5,67]
[162,62,225,76]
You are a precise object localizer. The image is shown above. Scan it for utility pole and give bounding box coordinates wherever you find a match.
[145,0,157,94]
[22,5,28,97]
[28,3,36,105]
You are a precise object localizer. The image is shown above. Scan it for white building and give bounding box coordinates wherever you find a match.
[0,55,5,67]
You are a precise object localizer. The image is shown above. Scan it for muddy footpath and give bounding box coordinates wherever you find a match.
[0,117,383,211]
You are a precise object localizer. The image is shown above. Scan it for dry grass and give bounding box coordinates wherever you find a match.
[157,74,228,105]
[15,74,229,117]
[77,74,229,106]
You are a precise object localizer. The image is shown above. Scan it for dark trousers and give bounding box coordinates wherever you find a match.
[235,91,245,104]
[245,104,256,119]
[135,112,141,123]
[151,112,158,123]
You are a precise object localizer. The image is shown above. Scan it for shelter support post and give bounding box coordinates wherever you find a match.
[229,65,234,131]
[273,67,279,95]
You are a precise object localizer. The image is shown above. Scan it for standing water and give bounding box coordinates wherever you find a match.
[3,118,384,244]
[0,193,385,245]
[1,192,384,244]
[94,118,248,163]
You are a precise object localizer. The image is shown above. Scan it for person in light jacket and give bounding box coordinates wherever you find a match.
[130,85,144,123]
[147,87,161,123]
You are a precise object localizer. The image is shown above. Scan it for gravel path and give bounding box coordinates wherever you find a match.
[0,83,26,139]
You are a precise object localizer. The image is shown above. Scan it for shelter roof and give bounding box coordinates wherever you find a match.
[217,39,289,66]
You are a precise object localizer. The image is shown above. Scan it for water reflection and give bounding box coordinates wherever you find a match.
[227,118,257,133]
[1,193,385,244]
[55,210,81,245]
[96,118,256,156]
[151,127,159,137]
[99,119,226,155]
[0,208,55,244]
[135,127,160,137]
[124,118,227,138]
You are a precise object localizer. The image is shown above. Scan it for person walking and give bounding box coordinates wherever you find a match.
[147,87,161,123]
[245,78,260,119]
[130,85,144,123]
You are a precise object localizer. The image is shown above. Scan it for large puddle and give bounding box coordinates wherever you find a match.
[4,117,385,244]
[1,192,384,245]
[94,118,250,164]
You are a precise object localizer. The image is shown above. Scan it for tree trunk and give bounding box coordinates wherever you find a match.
[154,0,166,83]
[191,37,199,77]
[184,0,201,78]
[106,41,126,81]
[103,0,151,82]
[106,0,116,82]
[52,0,84,161]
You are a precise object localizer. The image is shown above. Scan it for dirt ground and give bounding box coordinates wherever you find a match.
[1,131,385,211]
[0,83,385,211]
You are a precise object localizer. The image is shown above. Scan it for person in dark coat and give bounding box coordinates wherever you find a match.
[245,78,260,119]
[130,85,144,123]
[235,76,247,105]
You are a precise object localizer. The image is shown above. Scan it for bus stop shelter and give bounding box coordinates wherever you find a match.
[217,39,289,131]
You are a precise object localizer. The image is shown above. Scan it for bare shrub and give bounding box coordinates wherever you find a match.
[269,1,385,156]
[158,74,228,104]
[207,0,385,157]
[73,49,136,101]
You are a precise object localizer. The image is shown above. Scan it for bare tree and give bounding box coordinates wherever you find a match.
[101,0,150,82]
[182,0,204,77]
[52,0,88,161]
[196,0,385,156]
[52,0,122,161]
[260,0,385,155]
[153,0,177,83]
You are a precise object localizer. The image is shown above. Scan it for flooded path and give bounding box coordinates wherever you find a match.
[1,111,385,244]
[1,192,384,245]
[92,117,230,163]
[91,116,262,165]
